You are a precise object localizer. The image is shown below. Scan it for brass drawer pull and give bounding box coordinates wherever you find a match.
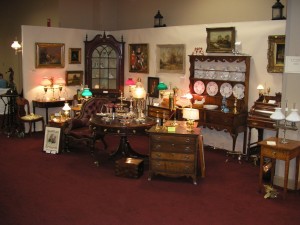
[272,151,276,157]
[185,138,191,143]
[156,153,161,158]
[155,144,161,149]
[184,155,190,160]
[184,147,191,151]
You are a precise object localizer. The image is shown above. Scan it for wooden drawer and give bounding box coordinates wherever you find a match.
[261,147,287,160]
[148,106,172,119]
[247,118,276,130]
[205,111,234,126]
[150,135,197,145]
[151,160,194,173]
[150,151,194,161]
[151,142,195,153]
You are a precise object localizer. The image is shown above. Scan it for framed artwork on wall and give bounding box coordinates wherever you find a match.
[129,43,149,73]
[35,43,65,68]
[69,48,81,64]
[206,27,235,53]
[157,44,185,74]
[147,77,159,98]
[65,70,83,86]
[43,127,61,154]
[267,35,285,73]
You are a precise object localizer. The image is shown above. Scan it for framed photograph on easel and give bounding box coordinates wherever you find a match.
[43,127,61,154]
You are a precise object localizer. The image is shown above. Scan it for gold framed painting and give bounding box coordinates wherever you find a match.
[69,48,81,64]
[206,27,235,53]
[129,43,149,73]
[267,35,285,73]
[65,70,83,86]
[36,43,65,68]
[157,44,185,74]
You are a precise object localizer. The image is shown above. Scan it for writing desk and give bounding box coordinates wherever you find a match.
[258,137,300,199]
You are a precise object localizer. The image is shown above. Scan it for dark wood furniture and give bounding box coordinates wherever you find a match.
[247,93,281,158]
[32,99,73,124]
[0,92,18,137]
[90,116,156,159]
[16,97,45,136]
[64,97,110,157]
[189,55,251,153]
[84,32,125,99]
[258,137,300,199]
[147,121,205,185]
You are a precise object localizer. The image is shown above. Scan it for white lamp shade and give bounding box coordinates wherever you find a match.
[62,102,71,111]
[286,109,300,122]
[41,77,52,86]
[11,41,21,50]
[257,84,264,90]
[133,87,146,99]
[55,77,66,86]
[270,107,285,121]
[183,108,199,120]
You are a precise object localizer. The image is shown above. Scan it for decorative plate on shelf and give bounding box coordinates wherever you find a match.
[206,81,218,96]
[233,84,245,99]
[193,80,205,95]
[220,83,233,98]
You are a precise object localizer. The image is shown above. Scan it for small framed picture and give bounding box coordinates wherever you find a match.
[267,35,285,73]
[69,48,81,64]
[148,77,159,98]
[43,127,61,154]
[157,44,185,74]
[129,44,149,73]
[65,70,83,86]
[36,43,65,68]
[206,27,235,53]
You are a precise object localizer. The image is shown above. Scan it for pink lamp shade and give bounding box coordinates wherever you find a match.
[40,77,52,86]
[125,78,136,86]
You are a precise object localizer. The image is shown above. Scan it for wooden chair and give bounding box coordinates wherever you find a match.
[16,97,45,136]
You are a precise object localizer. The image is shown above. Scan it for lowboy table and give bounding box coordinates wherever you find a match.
[258,137,300,199]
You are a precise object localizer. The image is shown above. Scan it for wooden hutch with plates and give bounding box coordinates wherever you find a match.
[189,55,251,153]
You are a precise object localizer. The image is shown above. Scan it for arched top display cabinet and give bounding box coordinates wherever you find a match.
[84,32,125,99]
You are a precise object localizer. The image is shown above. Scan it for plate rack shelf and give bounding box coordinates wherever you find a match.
[189,55,251,153]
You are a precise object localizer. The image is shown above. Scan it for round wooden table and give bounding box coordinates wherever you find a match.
[90,115,156,159]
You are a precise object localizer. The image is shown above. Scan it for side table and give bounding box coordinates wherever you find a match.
[258,137,300,199]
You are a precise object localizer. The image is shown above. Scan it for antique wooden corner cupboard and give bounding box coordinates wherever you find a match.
[84,32,125,99]
[189,55,251,153]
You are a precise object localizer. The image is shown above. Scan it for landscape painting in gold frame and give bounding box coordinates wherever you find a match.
[206,27,235,53]
[36,43,65,68]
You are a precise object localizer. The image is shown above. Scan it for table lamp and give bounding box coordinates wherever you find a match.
[125,78,136,97]
[62,102,71,119]
[132,78,146,119]
[183,108,199,132]
[81,86,93,99]
[270,103,300,143]
[157,82,168,104]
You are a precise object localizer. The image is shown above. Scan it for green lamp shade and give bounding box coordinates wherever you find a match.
[157,82,168,90]
[81,88,93,97]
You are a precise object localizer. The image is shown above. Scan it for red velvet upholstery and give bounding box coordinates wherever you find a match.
[64,97,111,158]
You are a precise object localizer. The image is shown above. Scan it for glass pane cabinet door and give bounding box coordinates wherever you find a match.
[85,33,125,98]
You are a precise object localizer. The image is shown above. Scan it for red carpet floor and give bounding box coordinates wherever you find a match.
[0,131,300,225]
